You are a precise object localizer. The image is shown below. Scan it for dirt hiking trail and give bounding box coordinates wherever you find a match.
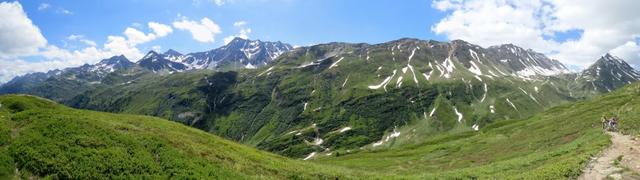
[579,132,640,179]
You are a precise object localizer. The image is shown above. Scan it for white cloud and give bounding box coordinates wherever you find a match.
[103,35,143,60]
[124,27,155,45]
[149,22,173,37]
[173,16,222,43]
[106,22,173,60]
[131,22,143,28]
[152,45,162,52]
[224,20,252,44]
[192,0,233,6]
[233,21,247,27]
[432,0,640,68]
[214,0,226,6]
[610,40,640,65]
[37,3,72,15]
[38,45,110,66]
[57,9,73,15]
[37,3,50,10]
[0,1,174,82]
[0,1,47,56]
[67,34,97,47]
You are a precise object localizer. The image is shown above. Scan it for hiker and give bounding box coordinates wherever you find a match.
[601,115,609,130]
[609,116,618,132]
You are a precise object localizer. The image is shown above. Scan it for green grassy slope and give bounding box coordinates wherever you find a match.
[1,83,638,179]
[606,84,640,136]
[67,70,210,125]
[0,95,371,179]
[314,84,640,179]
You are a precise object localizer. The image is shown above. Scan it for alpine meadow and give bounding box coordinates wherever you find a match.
[1,0,640,179]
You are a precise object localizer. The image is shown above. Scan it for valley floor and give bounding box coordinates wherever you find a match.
[580,132,640,179]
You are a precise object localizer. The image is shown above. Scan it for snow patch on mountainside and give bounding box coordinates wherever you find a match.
[396,76,404,88]
[506,98,518,111]
[368,70,397,92]
[312,137,324,145]
[422,72,431,81]
[339,127,352,133]
[480,83,488,102]
[519,87,540,104]
[442,57,455,78]
[342,75,349,88]
[244,63,257,69]
[372,141,383,147]
[429,106,437,117]
[258,66,275,76]
[372,127,401,147]
[303,152,316,160]
[453,106,463,123]
[474,75,483,82]
[366,51,370,61]
[468,49,483,75]
[408,65,419,84]
[408,47,417,62]
[329,57,345,69]
[469,61,483,76]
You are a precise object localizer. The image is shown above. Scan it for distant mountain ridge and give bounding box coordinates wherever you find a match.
[155,37,293,71]
[487,43,569,77]
[0,38,293,94]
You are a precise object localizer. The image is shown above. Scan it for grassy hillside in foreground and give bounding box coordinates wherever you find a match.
[0,83,639,179]
[314,84,640,179]
[0,95,372,179]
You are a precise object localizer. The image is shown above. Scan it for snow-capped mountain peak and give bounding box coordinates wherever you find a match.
[164,49,183,56]
[148,38,293,71]
[599,53,629,65]
[142,51,161,61]
[137,51,188,72]
[162,49,186,62]
[92,55,133,73]
[487,44,569,77]
[576,53,640,92]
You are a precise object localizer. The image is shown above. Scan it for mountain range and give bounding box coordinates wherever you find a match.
[145,37,293,72]
[1,38,639,159]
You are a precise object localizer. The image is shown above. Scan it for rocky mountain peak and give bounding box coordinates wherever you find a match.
[164,49,183,56]
[142,50,161,59]
[577,53,640,92]
[97,55,130,65]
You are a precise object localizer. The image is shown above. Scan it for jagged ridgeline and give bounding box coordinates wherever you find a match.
[0,38,292,102]
[1,38,639,159]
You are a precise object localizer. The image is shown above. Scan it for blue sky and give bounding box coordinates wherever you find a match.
[19,0,447,53]
[1,0,640,82]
